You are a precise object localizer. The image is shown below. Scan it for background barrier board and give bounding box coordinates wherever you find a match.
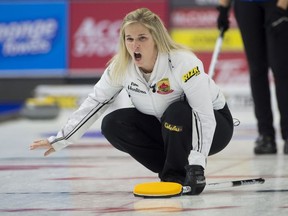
[68,0,168,76]
[0,1,68,76]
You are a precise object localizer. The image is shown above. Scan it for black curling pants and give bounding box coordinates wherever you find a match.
[101,101,233,182]
[234,0,288,140]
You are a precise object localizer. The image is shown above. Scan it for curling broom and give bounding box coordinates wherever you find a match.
[133,178,265,198]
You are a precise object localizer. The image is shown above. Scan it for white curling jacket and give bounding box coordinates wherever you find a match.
[48,50,226,168]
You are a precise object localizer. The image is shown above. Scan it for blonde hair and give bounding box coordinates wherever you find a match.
[109,8,188,83]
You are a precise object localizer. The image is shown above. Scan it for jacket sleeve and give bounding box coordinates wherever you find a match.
[176,54,218,168]
[48,67,123,151]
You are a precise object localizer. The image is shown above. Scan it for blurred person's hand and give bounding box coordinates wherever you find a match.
[217,5,230,33]
[30,139,55,156]
[268,5,288,34]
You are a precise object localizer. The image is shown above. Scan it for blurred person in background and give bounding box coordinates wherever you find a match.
[30,8,234,195]
[217,0,288,154]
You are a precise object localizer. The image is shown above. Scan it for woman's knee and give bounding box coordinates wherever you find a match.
[101,108,141,138]
[209,107,234,155]
[162,101,192,124]
[101,111,121,136]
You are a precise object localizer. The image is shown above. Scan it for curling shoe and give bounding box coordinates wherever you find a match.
[284,139,288,154]
[254,135,277,154]
[184,165,206,195]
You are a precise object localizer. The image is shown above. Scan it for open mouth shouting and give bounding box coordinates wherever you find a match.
[134,52,142,62]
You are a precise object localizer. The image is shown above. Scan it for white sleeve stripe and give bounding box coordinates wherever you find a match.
[65,103,106,140]
[193,111,203,152]
[50,102,106,144]
[51,90,121,144]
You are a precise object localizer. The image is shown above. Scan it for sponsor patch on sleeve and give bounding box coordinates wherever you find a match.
[182,66,200,83]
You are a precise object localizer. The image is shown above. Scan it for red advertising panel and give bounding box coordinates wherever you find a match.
[69,0,168,76]
[169,6,249,86]
[170,7,237,28]
[196,52,249,85]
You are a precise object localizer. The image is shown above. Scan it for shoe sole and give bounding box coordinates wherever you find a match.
[254,150,277,154]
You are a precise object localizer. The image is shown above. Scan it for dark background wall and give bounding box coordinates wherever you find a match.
[0,78,97,103]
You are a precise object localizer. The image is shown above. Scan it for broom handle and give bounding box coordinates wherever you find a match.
[182,178,265,194]
[208,28,225,79]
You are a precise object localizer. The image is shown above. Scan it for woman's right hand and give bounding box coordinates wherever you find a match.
[30,139,55,156]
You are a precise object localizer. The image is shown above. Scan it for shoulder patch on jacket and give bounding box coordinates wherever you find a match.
[182,66,200,83]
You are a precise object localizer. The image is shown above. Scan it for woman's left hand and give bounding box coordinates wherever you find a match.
[30,139,55,156]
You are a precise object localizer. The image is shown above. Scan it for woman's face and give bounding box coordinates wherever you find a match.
[124,23,158,73]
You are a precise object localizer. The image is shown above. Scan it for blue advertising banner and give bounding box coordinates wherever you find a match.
[0,1,68,76]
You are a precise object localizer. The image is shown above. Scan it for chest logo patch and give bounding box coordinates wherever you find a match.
[182,66,200,83]
[157,78,174,94]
